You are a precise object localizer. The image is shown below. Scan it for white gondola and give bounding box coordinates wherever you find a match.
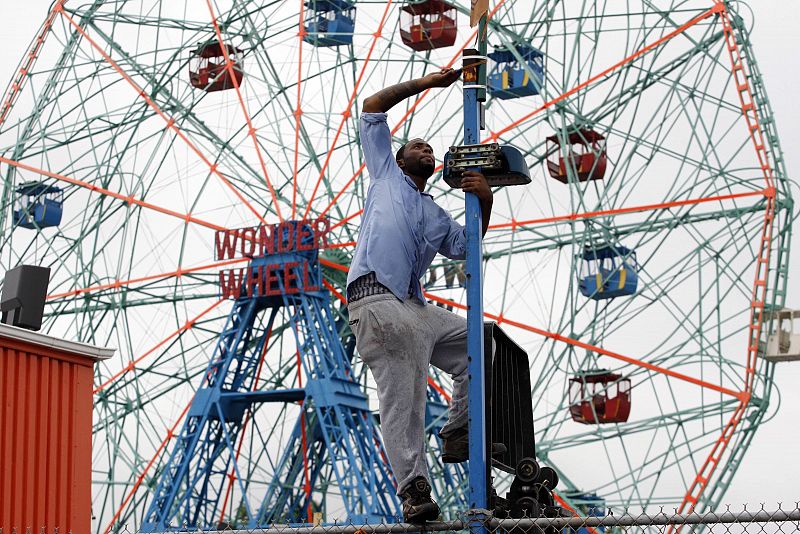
[764,308,800,362]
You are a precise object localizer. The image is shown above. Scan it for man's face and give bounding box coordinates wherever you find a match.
[399,138,435,179]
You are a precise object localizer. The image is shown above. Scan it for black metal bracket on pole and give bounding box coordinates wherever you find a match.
[443,143,531,188]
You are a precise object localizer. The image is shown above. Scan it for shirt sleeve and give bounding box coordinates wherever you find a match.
[360,112,399,182]
[438,211,467,260]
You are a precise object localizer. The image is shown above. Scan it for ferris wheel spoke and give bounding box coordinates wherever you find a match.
[0,155,228,231]
[572,263,745,389]
[492,6,720,141]
[328,208,362,233]
[603,429,704,505]
[322,278,347,305]
[541,400,735,452]
[599,226,744,340]
[487,189,768,232]
[47,258,247,300]
[630,416,686,508]
[632,220,761,349]
[204,0,284,221]
[0,2,64,128]
[57,7,271,225]
[93,298,225,394]
[302,1,395,219]
[483,198,771,263]
[542,402,738,507]
[94,348,208,435]
[424,291,743,399]
[290,0,307,220]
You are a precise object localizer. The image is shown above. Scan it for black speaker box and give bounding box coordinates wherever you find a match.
[484,322,536,468]
[1,265,51,331]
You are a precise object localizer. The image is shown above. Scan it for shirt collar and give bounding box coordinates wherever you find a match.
[403,174,434,198]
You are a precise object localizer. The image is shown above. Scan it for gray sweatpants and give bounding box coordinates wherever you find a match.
[347,293,468,495]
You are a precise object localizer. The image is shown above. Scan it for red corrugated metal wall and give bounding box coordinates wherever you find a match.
[0,336,93,534]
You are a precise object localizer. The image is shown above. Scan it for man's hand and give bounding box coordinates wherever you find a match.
[460,171,493,236]
[460,171,492,203]
[422,68,461,89]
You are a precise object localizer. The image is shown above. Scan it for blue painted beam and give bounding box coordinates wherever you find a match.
[305,377,370,411]
[463,16,490,534]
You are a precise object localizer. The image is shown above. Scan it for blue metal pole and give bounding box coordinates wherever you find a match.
[463,18,489,524]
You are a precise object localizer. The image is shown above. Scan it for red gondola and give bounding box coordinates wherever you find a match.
[546,129,607,184]
[189,42,244,92]
[569,371,631,424]
[399,0,457,51]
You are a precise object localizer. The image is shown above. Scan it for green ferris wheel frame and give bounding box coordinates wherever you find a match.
[0,0,796,531]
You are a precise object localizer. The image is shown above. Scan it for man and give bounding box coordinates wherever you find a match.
[346,68,494,523]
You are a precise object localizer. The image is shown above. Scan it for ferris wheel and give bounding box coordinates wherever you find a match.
[0,0,795,531]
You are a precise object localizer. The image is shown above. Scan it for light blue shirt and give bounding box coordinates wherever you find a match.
[347,112,467,303]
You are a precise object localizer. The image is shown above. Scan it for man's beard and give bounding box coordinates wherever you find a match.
[415,159,435,179]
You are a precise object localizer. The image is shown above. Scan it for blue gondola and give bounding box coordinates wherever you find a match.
[487,43,544,100]
[578,245,638,299]
[304,0,356,47]
[14,182,64,230]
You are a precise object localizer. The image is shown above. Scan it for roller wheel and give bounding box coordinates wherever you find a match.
[516,457,540,483]
[535,466,559,489]
[517,496,541,518]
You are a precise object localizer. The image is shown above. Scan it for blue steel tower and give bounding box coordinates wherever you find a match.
[141,219,469,530]
[141,220,400,530]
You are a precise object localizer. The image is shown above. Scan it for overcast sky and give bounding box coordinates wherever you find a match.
[1,0,797,508]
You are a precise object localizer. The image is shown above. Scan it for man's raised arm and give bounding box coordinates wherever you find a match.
[362,68,460,113]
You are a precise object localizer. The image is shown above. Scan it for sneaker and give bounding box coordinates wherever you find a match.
[442,427,507,463]
[400,476,440,523]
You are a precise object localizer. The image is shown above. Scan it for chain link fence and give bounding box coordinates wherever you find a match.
[2,505,799,534]
[225,506,800,534]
